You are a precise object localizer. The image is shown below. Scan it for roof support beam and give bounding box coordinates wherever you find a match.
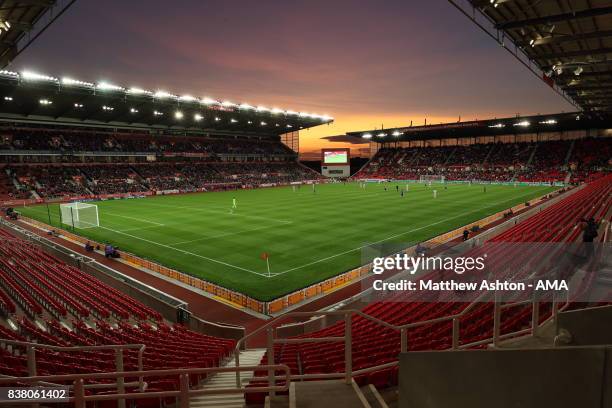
[496,6,612,30]
[536,47,612,60]
[533,29,612,46]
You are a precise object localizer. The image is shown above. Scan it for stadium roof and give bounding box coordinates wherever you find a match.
[347,111,612,142]
[449,0,612,116]
[0,70,334,135]
[0,0,76,68]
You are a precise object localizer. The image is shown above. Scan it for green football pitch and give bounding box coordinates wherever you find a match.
[19,182,557,301]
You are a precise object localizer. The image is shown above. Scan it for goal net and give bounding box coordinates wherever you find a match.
[60,202,99,229]
[419,175,445,183]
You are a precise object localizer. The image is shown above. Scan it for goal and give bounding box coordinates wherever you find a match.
[60,202,99,229]
[419,175,445,183]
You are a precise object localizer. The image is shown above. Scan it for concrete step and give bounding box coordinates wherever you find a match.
[293,379,371,408]
[189,348,266,408]
[361,384,389,408]
[265,395,290,408]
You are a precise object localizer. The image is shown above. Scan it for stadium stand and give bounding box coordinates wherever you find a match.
[357,138,610,183]
[0,227,235,392]
[246,175,611,401]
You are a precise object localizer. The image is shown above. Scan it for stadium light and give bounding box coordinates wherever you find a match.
[362,133,372,139]
[221,101,237,108]
[392,130,402,137]
[22,71,58,83]
[230,118,238,123]
[260,121,267,126]
[257,106,270,112]
[513,121,530,127]
[239,103,254,110]
[127,87,151,95]
[539,119,557,125]
[202,97,219,105]
[194,113,203,121]
[214,117,221,121]
[153,110,164,116]
[175,111,184,120]
[130,108,139,113]
[97,82,124,91]
[74,103,84,108]
[62,77,94,88]
[286,110,299,116]
[286,124,293,128]
[179,95,196,102]
[102,105,114,111]
[377,132,387,137]
[3,96,12,101]
[271,107,284,115]
[39,99,52,105]
[488,123,505,128]
[247,120,253,124]
[154,90,176,99]
[0,70,18,78]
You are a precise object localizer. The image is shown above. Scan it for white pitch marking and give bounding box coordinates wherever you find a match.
[269,188,549,277]
[97,226,270,278]
[102,211,165,226]
[169,223,291,246]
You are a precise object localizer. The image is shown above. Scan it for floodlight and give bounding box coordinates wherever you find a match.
[175,111,184,119]
[22,71,58,82]
[179,95,196,102]
[97,82,123,91]
[539,119,557,125]
[154,90,175,99]
[362,133,372,139]
[230,118,238,123]
[127,87,150,95]
[239,103,254,110]
[271,108,284,115]
[488,123,505,128]
[4,96,12,101]
[62,77,94,87]
[130,108,139,113]
[39,99,52,105]
[513,121,530,127]
[202,97,218,105]
[392,131,401,136]
[194,113,203,121]
[260,121,267,125]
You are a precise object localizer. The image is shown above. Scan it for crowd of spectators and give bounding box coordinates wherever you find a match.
[357,138,610,183]
[0,128,296,156]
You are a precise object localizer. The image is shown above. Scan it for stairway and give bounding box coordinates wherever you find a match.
[190,349,266,408]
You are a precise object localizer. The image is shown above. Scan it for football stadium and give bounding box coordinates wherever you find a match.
[0,1,611,408]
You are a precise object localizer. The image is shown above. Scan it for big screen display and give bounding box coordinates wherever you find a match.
[322,149,349,164]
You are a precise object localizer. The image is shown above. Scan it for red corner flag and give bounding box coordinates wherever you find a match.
[260,252,271,276]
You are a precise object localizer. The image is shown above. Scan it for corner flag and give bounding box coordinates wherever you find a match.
[260,252,271,276]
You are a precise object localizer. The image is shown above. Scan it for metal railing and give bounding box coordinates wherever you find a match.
[234,281,573,393]
[0,364,290,408]
[0,339,145,408]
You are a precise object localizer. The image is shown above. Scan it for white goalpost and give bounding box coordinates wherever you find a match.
[60,202,99,229]
[419,175,445,184]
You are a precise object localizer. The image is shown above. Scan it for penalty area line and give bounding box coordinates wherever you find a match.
[97,225,271,278]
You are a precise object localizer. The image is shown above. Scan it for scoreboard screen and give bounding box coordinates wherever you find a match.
[322,148,349,165]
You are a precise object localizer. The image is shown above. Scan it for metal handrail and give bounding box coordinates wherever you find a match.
[0,339,146,408]
[0,364,290,408]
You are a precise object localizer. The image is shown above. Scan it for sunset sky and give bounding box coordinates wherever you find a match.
[12,0,575,156]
